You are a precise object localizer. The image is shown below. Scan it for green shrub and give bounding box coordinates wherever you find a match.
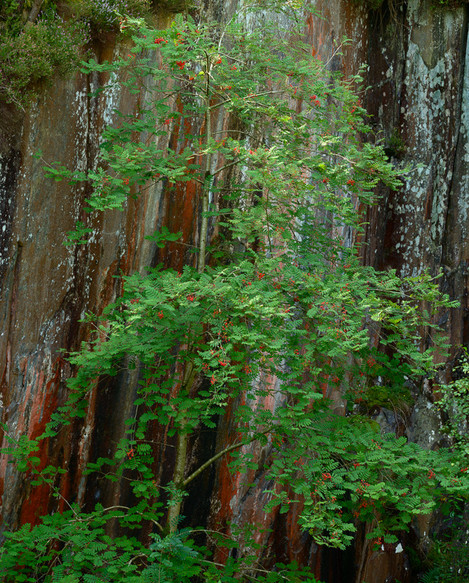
[0,1,57,36]
[70,0,152,33]
[430,0,469,7]
[352,0,468,10]
[0,13,89,108]
[420,525,469,583]
[0,0,153,109]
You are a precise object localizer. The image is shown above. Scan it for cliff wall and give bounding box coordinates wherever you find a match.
[0,1,468,581]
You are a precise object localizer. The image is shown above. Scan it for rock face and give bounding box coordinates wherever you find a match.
[0,1,468,581]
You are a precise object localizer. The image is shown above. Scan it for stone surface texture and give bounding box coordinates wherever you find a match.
[0,1,468,581]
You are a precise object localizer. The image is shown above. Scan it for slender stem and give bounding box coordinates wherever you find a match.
[182,440,244,488]
[198,173,211,274]
[183,429,271,488]
[167,430,190,533]
[168,429,270,530]
[197,52,213,274]
[167,52,220,532]
[208,89,286,112]
[212,158,241,177]
[23,0,44,26]
[166,358,198,533]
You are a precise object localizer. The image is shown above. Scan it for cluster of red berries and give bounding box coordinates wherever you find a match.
[310,94,321,106]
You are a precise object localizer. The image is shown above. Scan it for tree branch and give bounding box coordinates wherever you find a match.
[23,0,45,27]
[183,430,269,488]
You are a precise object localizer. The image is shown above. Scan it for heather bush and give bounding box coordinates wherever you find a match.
[72,0,152,33]
[0,12,88,108]
[0,0,152,109]
[0,1,57,36]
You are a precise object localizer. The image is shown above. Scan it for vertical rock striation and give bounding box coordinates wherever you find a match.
[0,1,468,581]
